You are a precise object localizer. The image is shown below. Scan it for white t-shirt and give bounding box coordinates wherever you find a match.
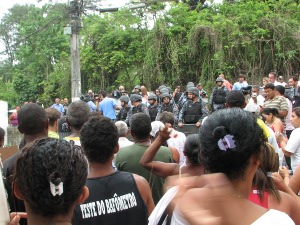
[285,128,300,171]
[251,209,294,225]
[167,131,186,165]
[118,137,134,149]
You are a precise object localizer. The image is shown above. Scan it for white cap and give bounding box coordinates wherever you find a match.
[150,121,164,137]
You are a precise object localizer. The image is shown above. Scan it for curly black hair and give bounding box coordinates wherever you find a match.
[14,138,88,217]
[18,103,47,135]
[80,116,119,163]
[130,113,151,140]
[200,108,266,180]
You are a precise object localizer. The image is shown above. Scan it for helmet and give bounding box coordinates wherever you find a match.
[160,87,170,94]
[119,95,129,103]
[161,92,171,99]
[186,82,195,91]
[134,85,141,90]
[215,77,224,83]
[187,87,199,97]
[148,93,157,101]
[130,94,142,102]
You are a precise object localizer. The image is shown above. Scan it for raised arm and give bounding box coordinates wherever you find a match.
[140,125,180,178]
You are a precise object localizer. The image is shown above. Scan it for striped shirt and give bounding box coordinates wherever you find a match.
[263,96,288,112]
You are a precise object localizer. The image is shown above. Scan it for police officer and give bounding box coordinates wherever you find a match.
[117,95,131,121]
[156,93,179,122]
[178,82,195,111]
[148,93,159,122]
[125,94,149,126]
[210,77,228,112]
[178,87,208,128]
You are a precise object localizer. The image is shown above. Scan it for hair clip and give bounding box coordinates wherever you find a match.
[50,181,64,196]
[266,172,273,177]
[217,134,236,151]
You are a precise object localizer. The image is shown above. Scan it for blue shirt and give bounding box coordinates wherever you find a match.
[51,103,65,114]
[99,97,117,120]
[87,101,97,112]
[232,82,248,91]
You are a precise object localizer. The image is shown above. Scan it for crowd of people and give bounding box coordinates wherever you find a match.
[1,71,300,225]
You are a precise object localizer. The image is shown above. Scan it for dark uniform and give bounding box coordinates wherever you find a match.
[125,94,149,126]
[148,93,159,122]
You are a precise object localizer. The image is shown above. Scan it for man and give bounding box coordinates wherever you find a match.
[244,85,265,115]
[115,113,173,204]
[99,90,119,121]
[232,74,248,91]
[159,111,186,165]
[115,120,133,149]
[64,100,91,146]
[3,103,48,225]
[172,86,182,104]
[178,87,208,128]
[263,83,288,120]
[268,71,281,86]
[219,73,232,91]
[132,85,141,94]
[45,108,60,138]
[73,116,154,225]
[210,77,228,111]
[63,98,69,114]
[51,97,64,116]
[125,94,149,126]
[155,93,178,122]
[178,82,195,111]
[196,83,207,98]
[288,76,300,108]
[148,93,159,122]
[116,95,130,121]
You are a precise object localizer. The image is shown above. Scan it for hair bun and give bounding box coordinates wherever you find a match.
[213,126,227,139]
[50,172,62,186]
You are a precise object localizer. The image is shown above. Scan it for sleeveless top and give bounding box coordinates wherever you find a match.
[73,171,148,225]
[248,189,269,209]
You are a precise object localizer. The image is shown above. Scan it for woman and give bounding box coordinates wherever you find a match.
[9,106,20,127]
[276,107,300,172]
[10,138,89,225]
[140,130,204,178]
[249,143,300,223]
[262,108,284,135]
[149,108,294,225]
[141,85,149,106]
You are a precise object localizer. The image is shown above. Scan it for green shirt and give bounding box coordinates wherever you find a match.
[115,143,172,204]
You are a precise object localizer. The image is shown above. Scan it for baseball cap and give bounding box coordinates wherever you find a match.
[150,121,164,137]
[278,76,283,80]
[226,91,245,104]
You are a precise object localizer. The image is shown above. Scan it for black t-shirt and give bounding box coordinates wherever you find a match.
[73,171,148,225]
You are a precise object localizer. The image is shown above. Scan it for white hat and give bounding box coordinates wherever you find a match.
[150,121,164,137]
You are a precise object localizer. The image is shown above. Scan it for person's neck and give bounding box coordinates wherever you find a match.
[88,161,115,178]
[48,126,57,133]
[231,178,252,199]
[24,132,48,144]
[26,210,73,225]
[134,138,151,145]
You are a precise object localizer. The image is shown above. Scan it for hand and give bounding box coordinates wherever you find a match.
[9,212,27,225]
[278,166,290,179]
[271,172,288,192]
[195,122,201,127]
[178,122,183,128]
[158,123,173,141]
[275,132,286,142]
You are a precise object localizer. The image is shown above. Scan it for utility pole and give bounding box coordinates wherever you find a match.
[70,0,82,102]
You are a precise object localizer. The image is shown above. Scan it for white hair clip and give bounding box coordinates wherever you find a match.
[217,134,236,151]
[50,181,64,196]
[266,172,273,177]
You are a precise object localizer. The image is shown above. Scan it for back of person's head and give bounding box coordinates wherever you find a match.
[159,111,175,127]
[66,100,90,131]
[184,134,201,166]
[262,108,279,118]
[130,113,151,140]
[14,138,88,217]
[264,83,275,90]
[253,143,280,202]
[226,91,245,108]
[99,90,107,98]
[81,116,119,163]
[18,103,47,135]
[275,85,285,95]
[115,121,129,137]
[45,108,61,127]
[293,107,300,117]
[200,108,265,180]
